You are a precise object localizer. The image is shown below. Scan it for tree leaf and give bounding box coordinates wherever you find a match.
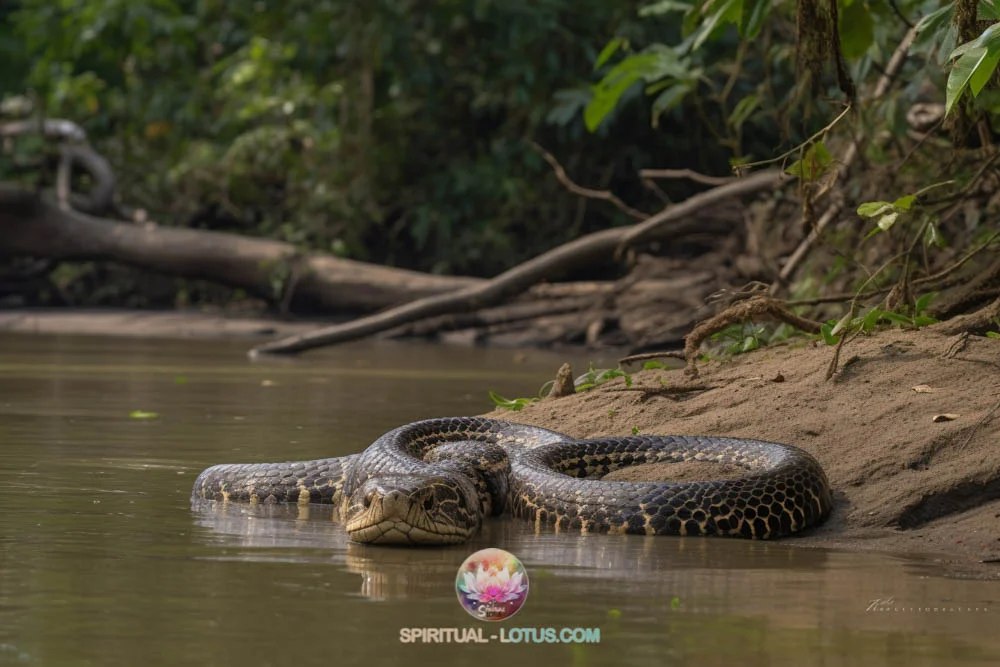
[839,0,875,60]
[981,0,1000,20]
[727,93,759,129]
[969,47,1000,97]
[877,210,900,232]
[947,46,991,114]
[857,201,893,217]
[692,0,740,52]
[740,0,771,40]
[594,38,626,71]
[650,83,691,127]
[915,292,936,314]
[892,194,916,211]
[639,1,693,17]
[785,142,833,181]
[830,310,854,336]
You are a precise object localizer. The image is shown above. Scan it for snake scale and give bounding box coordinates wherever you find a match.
[191,417,832,544]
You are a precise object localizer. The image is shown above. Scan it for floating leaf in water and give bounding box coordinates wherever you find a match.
[129,410,159,420]
[607,609,622,618]
[670,596,681,609]
[173,376,188,384]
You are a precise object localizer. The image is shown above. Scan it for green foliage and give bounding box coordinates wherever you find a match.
[583,0,1000,168]
[856,181,954,239]
[819,294,939,346]
[709,321,797,356]
[3,0,683,286]
[574,364,632,391]
[946,22,1000,115]
[488,363,632,411]
[785,142,833,182]
[487,391,537,412]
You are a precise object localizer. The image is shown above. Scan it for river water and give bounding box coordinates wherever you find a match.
[0,334,996,666]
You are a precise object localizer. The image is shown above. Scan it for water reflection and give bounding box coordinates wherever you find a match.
[1,334,999,667]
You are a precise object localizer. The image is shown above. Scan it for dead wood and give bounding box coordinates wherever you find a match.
[0,187,480,312]
[682,296,823,377]
[934,296,1000,335]
[250,176,774,356]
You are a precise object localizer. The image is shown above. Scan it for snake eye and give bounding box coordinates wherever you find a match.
[422,494,435,511]
[363,491,374,509]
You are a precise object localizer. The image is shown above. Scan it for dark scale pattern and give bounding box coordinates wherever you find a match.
[192,418,832,543]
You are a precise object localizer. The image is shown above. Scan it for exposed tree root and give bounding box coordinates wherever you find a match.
[934,296,1000,335]
[682,296,823,377]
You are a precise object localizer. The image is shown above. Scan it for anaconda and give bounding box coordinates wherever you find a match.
[191,417,832,544]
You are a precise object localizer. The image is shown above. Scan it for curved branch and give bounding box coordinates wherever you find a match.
[251,172,782,356]
[614,169,785,255]
[61,144,116,214]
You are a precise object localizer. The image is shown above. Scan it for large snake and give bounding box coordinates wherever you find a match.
[191,417,832,544]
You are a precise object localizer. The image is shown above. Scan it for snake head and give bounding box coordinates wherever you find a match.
[343,473,481,545]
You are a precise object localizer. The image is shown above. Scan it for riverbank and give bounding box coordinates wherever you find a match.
[486,328,1000,579]
[0,308,325,339]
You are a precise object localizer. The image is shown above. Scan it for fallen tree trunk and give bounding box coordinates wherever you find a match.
[0,186,481,312]
[250,169,786,355]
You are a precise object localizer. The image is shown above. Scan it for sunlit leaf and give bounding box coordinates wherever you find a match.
[594,38,626,70]
[892,194,916,211]
[970,48,1000,97]
[639,1,692,17]
[876,210,900,232]
[857,201,893,217]
[830,311,854,336]
[692,0,740,52]
[946,45,997,114]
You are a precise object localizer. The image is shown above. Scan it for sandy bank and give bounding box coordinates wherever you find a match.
[486,329,1000,578]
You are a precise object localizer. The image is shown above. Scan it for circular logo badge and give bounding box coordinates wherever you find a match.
[455,548,529,621]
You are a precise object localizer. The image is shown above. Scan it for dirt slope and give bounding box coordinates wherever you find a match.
[486,329,1000,577]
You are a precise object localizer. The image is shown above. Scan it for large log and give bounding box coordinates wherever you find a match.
[250,169,785,355]
[0,186,480,312]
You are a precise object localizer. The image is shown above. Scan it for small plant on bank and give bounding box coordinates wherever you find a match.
[819,293,938,346]
[489,363,633,411]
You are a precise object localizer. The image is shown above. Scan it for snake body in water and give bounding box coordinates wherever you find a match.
[191,417,832,545]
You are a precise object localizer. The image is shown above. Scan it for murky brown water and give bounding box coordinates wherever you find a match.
[0,333,997,667]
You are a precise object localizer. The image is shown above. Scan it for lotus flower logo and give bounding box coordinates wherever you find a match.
[456,548,529,621]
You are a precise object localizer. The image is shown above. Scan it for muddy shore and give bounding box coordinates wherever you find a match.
[4,310,998,576]
[485,329,1000,578]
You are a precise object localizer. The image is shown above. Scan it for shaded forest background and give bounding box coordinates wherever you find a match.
[0,0,821,307]
[2,0,999,354]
